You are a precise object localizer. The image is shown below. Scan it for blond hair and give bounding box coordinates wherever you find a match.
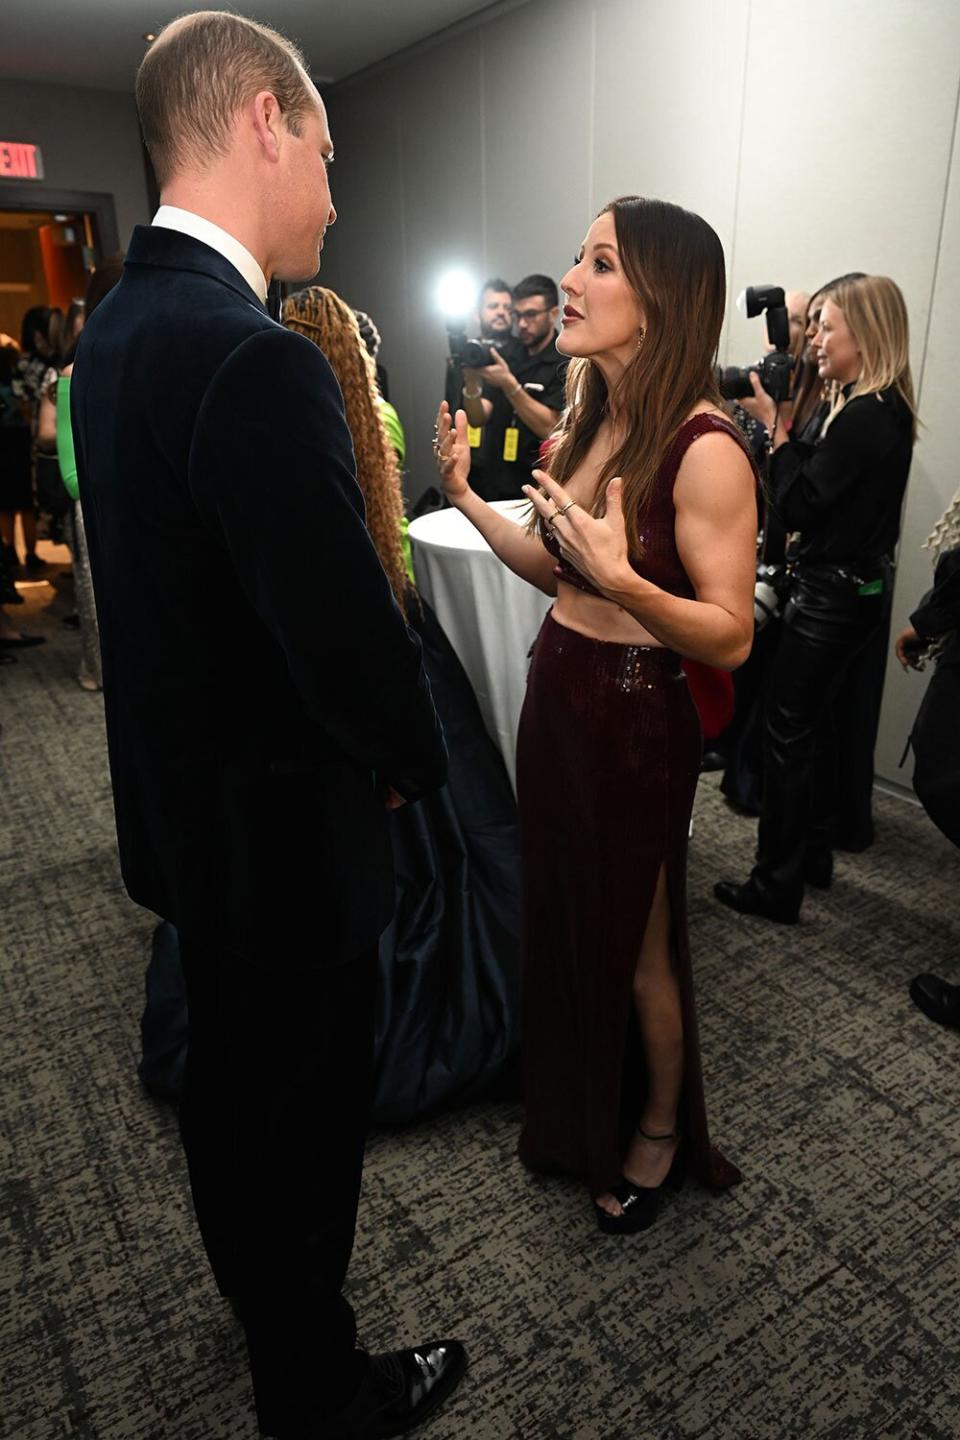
[821,275,918,440]
[925,488,960,564]
[136,11,315,188]
[283,287,411,617]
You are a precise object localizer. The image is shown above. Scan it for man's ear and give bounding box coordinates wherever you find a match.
[251,90,283,163]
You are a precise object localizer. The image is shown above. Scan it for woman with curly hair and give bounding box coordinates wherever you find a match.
[283,287,410,616]
[284,285,523,1122]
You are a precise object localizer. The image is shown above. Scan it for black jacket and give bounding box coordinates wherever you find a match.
[909,546,960,847]
[770,387,913,567]
[72,226,447,961]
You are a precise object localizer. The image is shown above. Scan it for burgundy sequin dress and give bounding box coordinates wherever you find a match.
[516,413,751,1197]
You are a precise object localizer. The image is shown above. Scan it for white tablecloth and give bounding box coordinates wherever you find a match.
[409,500,552,790]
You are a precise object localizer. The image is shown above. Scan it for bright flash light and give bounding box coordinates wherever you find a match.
[436,268,476,319]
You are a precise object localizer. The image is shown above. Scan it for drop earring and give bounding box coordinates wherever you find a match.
[636,327,646,351]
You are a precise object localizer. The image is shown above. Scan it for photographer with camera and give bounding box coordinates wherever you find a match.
[444,277,522,501]
[715,274,917,924]
[705,287,797,784]
[454,273,566,499]
[718,278,868,805]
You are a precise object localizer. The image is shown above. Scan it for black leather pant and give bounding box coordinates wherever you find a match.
[752,570,886,910]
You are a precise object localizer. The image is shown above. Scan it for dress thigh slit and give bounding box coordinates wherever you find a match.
[516,610,741,1197]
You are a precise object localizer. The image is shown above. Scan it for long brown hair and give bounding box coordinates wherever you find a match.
[544,195,726,558]
[283,286,411,616]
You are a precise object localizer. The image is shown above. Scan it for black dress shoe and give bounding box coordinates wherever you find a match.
[909,974,960,1030]
[325,1340,467,1439]
[714,878,799,925]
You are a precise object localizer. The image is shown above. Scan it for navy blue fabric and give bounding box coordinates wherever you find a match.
[138,920,188,1103]
[374,598,521,1121]
[139,598,522,1123]
[71,226,446,963]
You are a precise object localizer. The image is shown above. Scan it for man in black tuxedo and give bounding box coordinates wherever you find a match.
[71,12,466,1438]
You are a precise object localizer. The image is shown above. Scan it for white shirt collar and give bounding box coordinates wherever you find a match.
[152,205,268,304]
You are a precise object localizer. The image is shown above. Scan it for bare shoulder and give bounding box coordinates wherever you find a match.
[674,421,755,513]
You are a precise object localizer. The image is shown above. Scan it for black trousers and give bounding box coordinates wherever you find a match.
[752,581,886,910]
[825,598,893,851]
[177,932,377,1438]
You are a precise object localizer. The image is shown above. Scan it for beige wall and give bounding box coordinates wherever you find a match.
[319,0,960,789]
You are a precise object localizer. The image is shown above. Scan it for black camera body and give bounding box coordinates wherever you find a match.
[446,321,497,370]
[718,284,793,404]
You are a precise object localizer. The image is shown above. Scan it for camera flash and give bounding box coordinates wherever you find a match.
[436,269,476,320]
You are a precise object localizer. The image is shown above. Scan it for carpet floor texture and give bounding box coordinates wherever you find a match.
[2,562,959,1440]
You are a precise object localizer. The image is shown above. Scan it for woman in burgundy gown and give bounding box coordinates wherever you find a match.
[435,195,757,1232]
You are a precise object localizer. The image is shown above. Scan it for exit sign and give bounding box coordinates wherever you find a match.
[0,143,44,180]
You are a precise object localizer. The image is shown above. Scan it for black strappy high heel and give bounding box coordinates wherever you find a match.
[595,1126,685,1235]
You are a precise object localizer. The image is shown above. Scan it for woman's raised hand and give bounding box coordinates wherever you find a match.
[434,401,471,503]
[523,470,632,595]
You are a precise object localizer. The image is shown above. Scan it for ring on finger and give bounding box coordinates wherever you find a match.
[555,500,576,517]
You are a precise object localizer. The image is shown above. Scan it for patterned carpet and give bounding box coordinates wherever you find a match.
[3,557,960,1440]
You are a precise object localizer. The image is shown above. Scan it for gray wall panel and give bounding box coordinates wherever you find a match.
[396,38,487,498]
[480,0,594,287]
[875,80,960,785]
[0,77,149,246]
[318,0,960,787]
[322,75,413,434]
[728,0,960,368]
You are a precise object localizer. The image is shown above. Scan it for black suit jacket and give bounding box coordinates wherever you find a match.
[72,225,447,962]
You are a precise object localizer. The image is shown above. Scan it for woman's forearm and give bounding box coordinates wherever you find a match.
[455,488,557,594]
[603,571,752,670]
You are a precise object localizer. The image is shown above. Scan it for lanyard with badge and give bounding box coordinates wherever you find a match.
[503,381,544,462]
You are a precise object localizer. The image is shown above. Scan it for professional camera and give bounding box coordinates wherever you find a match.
[446,321,497,370]
[718,285,794,404]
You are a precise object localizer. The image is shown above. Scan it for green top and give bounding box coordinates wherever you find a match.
[56,375,79,501]
[378,397,405,468]
[376,396,414,584]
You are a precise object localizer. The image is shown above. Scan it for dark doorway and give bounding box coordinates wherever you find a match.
[0,187,117,346]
